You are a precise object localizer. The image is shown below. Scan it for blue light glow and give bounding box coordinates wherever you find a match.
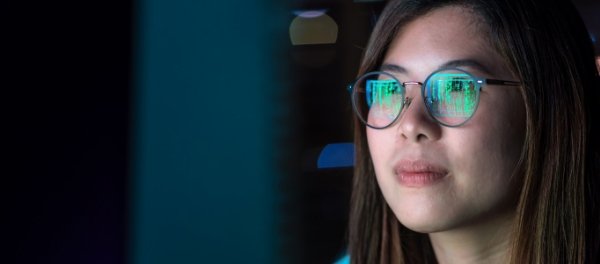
[317,143,354,169]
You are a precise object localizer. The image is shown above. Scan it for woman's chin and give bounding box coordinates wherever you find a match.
[398,218,448,234]
[391,204,462,234]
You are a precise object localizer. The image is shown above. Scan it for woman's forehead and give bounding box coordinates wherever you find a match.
[382,6,508,79]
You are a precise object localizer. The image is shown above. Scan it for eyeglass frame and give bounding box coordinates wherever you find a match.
[347,68,521,129]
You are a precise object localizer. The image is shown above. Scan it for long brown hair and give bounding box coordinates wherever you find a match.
[348,0,600,263]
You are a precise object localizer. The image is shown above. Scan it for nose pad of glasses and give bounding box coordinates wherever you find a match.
[393,97,413,124]
[404,97,413,107]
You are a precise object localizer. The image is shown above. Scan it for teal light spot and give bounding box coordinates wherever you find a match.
[334,254,350,264]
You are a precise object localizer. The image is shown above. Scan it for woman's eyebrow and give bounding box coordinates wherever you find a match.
[438,59,493,75]
[380,63,408,74]
[381,59,493,75]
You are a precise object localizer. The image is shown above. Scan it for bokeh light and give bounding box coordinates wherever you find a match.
[289,10,338,45]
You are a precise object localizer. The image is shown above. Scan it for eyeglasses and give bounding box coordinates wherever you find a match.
[347,68,520,128]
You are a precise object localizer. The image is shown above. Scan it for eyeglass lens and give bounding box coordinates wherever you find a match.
[352,72,405,128]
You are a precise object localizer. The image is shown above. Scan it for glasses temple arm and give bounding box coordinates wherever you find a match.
[485,78,521,86]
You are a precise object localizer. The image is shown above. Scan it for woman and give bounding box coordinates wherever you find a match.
[347,0,600,263]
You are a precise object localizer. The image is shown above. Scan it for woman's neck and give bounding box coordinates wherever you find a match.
[428,211,515,264]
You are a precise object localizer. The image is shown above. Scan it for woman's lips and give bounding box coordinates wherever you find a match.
[394,160,448,187]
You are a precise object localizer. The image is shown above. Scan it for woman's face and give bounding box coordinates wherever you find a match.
[368,6,526,233]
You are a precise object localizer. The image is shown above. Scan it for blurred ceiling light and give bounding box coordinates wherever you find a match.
[293,9,326,18]
[290,10,338,45]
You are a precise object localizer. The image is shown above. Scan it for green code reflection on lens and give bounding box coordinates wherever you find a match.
[366,79,402,119]
[431,73,476,117]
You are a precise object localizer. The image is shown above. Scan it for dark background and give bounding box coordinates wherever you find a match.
[5,0,599,263]
[7,1,131,263]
